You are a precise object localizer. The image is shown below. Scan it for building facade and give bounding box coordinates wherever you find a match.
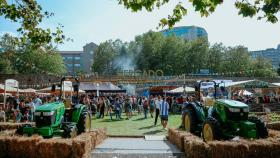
[59,42,98,75]
[160,26,208,41]
[250,44,280,69]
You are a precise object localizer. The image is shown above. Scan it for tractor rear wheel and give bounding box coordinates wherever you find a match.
[202,117,222,142]
[77,110,92,134]
[248,116,268,138]
[62,125,77,138]
[184,109,196,133]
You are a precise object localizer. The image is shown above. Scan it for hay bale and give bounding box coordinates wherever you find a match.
[174,131,193,151]
[184,134,209,158]
[37,138,73,158]
[6,135,42,158]
[208,140,249,158]
[73,133,92,158]
[267,122,280,130]
[93,128,107,146]
[0,122,34,131]
[168,128,179,145]
[0,136,8,158]
[247,139,280,158]
[269,130,280,138]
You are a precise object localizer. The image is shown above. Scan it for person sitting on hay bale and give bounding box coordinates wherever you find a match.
[0,107,6,122]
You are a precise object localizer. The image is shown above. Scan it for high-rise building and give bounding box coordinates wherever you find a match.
[59,42,98,75]
[160,26,208,41]
[250,44,280,69]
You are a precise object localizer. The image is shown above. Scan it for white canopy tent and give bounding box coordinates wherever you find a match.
[0,84,22,92]
[36,86,85,93]
[168,86,195,93]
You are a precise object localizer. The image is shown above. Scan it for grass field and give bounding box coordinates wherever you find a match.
[92,112,181,136]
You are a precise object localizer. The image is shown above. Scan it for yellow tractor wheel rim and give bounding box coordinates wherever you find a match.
[184,115,191,132]
[203,123,214,142]
[85,113,91,131]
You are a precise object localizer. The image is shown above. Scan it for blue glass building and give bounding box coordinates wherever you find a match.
[250,44,280,69]
[160,26,208,41]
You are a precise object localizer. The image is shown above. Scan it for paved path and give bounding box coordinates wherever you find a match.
[92,136,185,158]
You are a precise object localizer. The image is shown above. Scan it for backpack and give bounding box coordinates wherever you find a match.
[143,101,148,109]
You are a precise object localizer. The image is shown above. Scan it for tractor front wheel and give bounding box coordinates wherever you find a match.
[77,110,92,134]
[62,125,77,138]
[16,124,32,135]
[202,117,222,142]
[248,116,268,138]
[184,109,196,133]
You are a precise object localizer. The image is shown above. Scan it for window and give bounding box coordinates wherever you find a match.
[90,51,93,55]
[74,56,80,60]
[74,64,80,67]
[67,64,72,67]
[67,56,73,60]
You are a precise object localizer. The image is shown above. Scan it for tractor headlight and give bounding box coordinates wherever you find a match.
[243,107,249,112]
[34,112,41,116]
[43,111,54,116]
[228,108,240,112]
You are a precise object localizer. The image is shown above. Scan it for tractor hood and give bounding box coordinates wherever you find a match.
[36,102,64,112]
[217,99,248,108]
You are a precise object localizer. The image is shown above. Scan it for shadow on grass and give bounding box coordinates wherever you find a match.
[132,117,146,121]
[139,125,155,130]
[98,118,124,122]
[143,129,163,135]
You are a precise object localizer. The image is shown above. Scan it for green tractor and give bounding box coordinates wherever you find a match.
[182,80,268,142]
[16,76,92,138]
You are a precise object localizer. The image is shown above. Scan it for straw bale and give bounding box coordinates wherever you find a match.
[6,135,42,158]
[37,138,73,158]
[0,122,34,131]
[247,139,280,158]
[168,128,179,145]
[0,136,8,158]
[184,138,209,158]
[175,131,193,151]
[269,129,280,138]
[207,140,248,158]
[267,122,280,130]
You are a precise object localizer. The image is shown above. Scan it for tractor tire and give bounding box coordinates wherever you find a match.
[202,117,222,142]
[183,109,196,134]
[248,116,268,138]
[62,125,78,138]
[77,110,92,134]
[16,124,32,135]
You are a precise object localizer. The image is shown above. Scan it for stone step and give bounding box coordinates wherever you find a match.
[91,137,185,158]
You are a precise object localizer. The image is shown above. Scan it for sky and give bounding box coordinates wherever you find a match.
[0,0,280,51]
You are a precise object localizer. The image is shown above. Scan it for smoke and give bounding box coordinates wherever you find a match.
[113,55,135,71]
[121,84,136,96]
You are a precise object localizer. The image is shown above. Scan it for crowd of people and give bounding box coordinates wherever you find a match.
[80,95,171,129]
[0,94,177,130]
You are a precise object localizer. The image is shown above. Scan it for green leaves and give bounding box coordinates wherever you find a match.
[119,0,280,28]
[0,0,65,48]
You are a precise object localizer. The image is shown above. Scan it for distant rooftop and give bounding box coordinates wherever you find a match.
[59,51,83,54]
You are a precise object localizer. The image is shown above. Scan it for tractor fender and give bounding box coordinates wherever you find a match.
[72,104,87,123]
[182,102,205,122]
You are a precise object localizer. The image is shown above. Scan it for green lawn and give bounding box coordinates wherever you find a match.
[92,113,181,136]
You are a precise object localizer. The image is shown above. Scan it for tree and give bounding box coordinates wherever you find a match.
[118,0,280,28]
[0,0,65,47]
[0,34,66,75]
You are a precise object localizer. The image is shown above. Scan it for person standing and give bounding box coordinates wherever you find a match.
[160,97,169,130]
[154,95,162,126]
[149,95,155,118]
[98,97,105,119]
[33,96,42,107]
[143,98,149,119]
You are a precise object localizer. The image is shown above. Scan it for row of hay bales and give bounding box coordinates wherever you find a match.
[0,122,34,131]
[0,128,107,158]
[168,128,280,158]
[267,121,280,130]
